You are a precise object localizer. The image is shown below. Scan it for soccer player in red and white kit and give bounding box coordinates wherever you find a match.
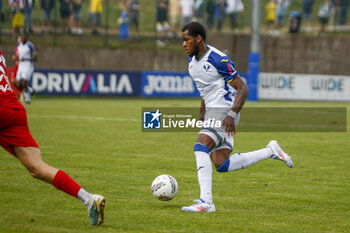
[0,50,106,225]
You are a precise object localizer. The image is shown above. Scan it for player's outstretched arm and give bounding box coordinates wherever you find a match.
[222,75,249,136]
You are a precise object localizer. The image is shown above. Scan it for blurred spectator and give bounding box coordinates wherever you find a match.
[156,0,169,47]
[15,33,37,104]
[339,0,349,26]
[275,0,290,29]
[90,0,103,35]
[12,34,21,87]
[23,0,35,34]
[180,0,194,25]
[0,0,4,23]
[194,0,204,23]
[289,11,302,33]
[118,5,129,39]
[266,0,276,32]
[302,0,315,31]
[215,0,226,32]
[318,0,333,33]
[59,0,73,34]
[11,34,23,98]
[329,0,340,28]
[72,0,83,35]
[9,0,24,41]
[206,0,215,30]
[40,0,55,33]
[169,0,181,38]
[127,0,140,37]
[225,0,244,32]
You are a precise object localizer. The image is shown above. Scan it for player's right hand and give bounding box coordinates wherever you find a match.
[222,115,236,137]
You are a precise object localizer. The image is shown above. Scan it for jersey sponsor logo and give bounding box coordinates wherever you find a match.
[32,71,134,95]
[221,59,228,62]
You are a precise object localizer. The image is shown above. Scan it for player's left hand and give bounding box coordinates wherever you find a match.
[222,116,236,137]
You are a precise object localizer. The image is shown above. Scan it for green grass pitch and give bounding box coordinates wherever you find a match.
[0,98,349,233]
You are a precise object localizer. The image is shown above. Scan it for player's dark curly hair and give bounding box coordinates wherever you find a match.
[182,21,206,42]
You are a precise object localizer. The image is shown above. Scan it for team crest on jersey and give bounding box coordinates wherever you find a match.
[203,65,210,72]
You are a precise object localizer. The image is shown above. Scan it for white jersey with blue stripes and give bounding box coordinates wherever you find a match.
[17,41,36,70]
[188,45,238,109]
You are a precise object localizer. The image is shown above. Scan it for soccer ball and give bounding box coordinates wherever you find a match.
[151,174,178,201]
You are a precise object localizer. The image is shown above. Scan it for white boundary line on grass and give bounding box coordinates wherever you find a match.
[29,114,140,122]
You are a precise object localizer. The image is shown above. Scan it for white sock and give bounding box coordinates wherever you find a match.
[77,188,93,209]
[23,91,31,103]
[28,86,33,94]
[228,147,273,171]
[195,151,213,204]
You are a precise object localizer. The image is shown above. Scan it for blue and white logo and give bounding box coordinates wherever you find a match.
[143,109,162,129]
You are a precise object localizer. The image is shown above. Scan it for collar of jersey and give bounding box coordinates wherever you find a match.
[195,45,210,61]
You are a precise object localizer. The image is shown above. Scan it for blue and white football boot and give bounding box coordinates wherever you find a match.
[267,140,294,168]
[182,199,216,212]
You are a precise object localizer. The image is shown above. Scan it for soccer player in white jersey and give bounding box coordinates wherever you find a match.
[16,33,36,104]
[181,22,293,212]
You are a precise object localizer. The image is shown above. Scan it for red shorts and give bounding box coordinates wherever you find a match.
[0,107,39,156]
